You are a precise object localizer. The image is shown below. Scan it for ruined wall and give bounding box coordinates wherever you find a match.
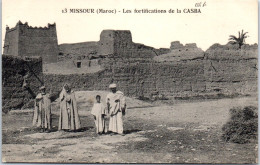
[98,30,119,55]
[154,41,204,62]
[43,43,257,98]
[57,30,170,64]
[204,43,258,94]
[98,30,169,59]
[3,21,58,63]
[58,42,99,61]
[2,55,43,112]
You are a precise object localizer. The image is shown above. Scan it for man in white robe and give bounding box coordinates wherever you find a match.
[106,84,126,135]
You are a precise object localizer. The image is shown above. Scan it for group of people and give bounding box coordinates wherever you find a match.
[33,83,126,135]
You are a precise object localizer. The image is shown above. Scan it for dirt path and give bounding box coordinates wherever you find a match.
[2,95,258,163]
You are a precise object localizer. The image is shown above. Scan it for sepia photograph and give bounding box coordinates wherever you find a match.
[1,0,258,163]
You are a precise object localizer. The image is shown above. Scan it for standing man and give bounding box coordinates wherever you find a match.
[33,86,52,133]
[106,83,126,135]
[58,84,81,131]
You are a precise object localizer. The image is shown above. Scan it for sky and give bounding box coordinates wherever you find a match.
[2,0,258,51]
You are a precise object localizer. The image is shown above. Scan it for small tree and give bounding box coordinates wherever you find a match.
[229,30,248,48]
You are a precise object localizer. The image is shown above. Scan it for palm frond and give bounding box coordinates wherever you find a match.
[229,35,237,38]
[241,32,248,38]
[229,35,238,41]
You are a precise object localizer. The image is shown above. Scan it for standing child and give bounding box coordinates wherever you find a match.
[91,95,107,134]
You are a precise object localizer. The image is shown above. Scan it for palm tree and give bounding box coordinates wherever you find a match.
[229,30,248,48]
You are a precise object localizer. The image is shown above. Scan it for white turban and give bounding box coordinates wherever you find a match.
[109,83,117,88]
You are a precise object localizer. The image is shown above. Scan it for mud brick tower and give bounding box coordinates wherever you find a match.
[3,21,58,63]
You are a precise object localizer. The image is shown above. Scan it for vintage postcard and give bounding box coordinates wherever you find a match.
[1,0,258,163]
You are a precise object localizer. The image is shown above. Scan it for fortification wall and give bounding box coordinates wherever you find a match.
[58,42,99,61]
[57,30,170,63]
[154,41,204,62]
[2,55,43,112]
[43,43,257,99]
[99,30,169,59]
[204,43,258,94]
[113,43,156,59]
[43,59,103,75]
[43,58,205,98]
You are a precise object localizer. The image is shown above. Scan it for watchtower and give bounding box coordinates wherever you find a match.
[3,21,58,63]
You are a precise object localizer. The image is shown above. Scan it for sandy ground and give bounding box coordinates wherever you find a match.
[2,91,258,163]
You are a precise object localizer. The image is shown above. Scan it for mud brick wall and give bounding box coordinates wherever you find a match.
[44,43,257,98]
[102,30,169,59]
[103,60,205,97]
[151,61,206,96]
[58,42,99,61]
[44,58,206,98]
[43,71,108,96]
[113,42,162,59]
[204,44,258,94]
[2,55,43,112]
[58,30,170,64]
[154,41,204,62]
